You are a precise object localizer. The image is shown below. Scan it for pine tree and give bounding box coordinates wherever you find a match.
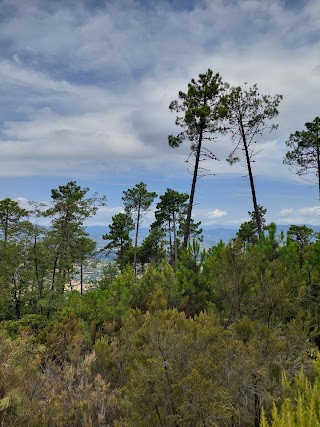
[169,69,228,248]
[102,212,134,270]
[225,84,282,233]
[284,117,320,200]
[122,182,157,275]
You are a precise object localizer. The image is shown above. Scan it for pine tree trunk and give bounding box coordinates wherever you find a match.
[133,198,141,277]
[316,133,320,202]
[80,262,83,296]
[252,372,260,427]
[168,218,173,265]
[33,234,43,313]
[173,212,177,271]
[240,119,262,234]
[183,128,204,248]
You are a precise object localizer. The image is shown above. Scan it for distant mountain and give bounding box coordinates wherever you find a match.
[85,225,238,249]
[200,228,238,247]
[85,224,320,250]
[85,225,108,247]
[275,224,320,234]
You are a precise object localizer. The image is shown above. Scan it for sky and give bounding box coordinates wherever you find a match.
[0,0,319,229]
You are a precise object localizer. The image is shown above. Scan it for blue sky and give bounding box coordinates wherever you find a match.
[0,0,319,228]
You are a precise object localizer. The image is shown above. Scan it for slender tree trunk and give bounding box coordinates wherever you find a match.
[155,328,179,427]
[33,234,43,313]
[62,269,67,293]
[168,217,173,265]
[80,262,83,296]
[240,119,262,234]
[14,294,21,319]
[4,209,9,244]
[183,128,204,248]
[133,198,141,277]
[173,212,178,272]
[51,255,58,292]
[316,134,320,202]
[252,372,260,427]
[154,403,164,427]
[47,254,59,319]
[12,281,21,319]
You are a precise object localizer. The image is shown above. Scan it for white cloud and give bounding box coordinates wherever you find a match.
[279,208,294,216]
[14,196,30,208]
[207,209,227,219]
[14,196,48,211]
[278,206,320,225]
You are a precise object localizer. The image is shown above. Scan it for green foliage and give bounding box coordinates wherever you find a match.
[176,240,213,317]
[45,181,104,296]
[260,354,320,427]
[62,272,134,336]
[102,212,134,269]
[119,309,235,426]
[0,198,29,242]
[0,199,41,320]
[98,261,120,290]
[0,225,318,427]
[47,181,106,224]
[287,225,315,249]
[65,289,113,331]
[169,69,228,146]
[284,116,320,199]
[107,307,309,427]
[169,69,228,247]
[207,240,252,323]
[33,353,120,427]
[225,84,282,233]
[0,329,120,427]
[225,84,282,159]
[207,237,304,326]
[0,330,46,426]
[1,131,320,426]
[237,205,267,247]
[4,314,48,338]
[40,310,91,363]
[129,262,178,311]
[285,225,315,270]
[122,182,157,273]
[153,188,189,269]
[138,225,166,267]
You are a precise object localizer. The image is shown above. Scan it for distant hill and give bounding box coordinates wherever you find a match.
[85,224,320,250]
[84,225,238,249]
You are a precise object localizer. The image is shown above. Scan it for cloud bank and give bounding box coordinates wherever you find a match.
[0,0,318,180]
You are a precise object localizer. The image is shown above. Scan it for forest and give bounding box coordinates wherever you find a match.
[0,70,320,427]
